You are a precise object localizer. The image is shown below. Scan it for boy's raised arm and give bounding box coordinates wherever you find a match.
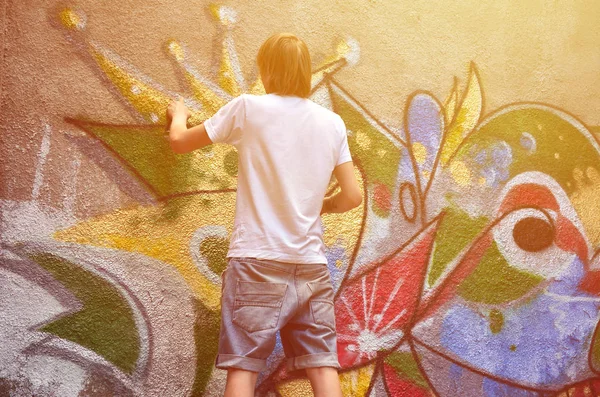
[167,98,213,153]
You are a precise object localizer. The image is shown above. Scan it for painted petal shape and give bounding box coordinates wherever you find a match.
[328,83,403,217]
[383,349,433,396]
[335,216,441,368]
[383,364,432,396]
[444,77,459,124]
[412,339,546,397]
[440,63,483,165]
[406,92,444,191]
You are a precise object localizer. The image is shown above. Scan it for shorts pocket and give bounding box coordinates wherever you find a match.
[310,300,336,330]
[233,281,287,333]
[308,281,336,330]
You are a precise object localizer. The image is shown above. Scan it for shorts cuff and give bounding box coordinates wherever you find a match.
[216,354,266,372]
[287,352,341,371]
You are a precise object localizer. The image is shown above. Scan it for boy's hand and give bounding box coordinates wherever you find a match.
[167,98,191,121]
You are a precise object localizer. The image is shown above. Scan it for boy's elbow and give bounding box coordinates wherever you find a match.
[169,137,188,154]
[349,190,362,209]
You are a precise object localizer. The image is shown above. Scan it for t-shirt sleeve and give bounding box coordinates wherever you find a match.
[204,95,246,146]
[336,117,352,166]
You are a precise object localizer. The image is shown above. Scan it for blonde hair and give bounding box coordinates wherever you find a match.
[257,33,311,98]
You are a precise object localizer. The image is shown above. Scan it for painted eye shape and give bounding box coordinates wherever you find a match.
[512,216,555,252]
[493,207,568,278]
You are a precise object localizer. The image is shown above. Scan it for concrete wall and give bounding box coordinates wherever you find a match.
[1,1,600,396]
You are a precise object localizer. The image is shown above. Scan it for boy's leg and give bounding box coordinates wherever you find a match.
[306,367,343,397]
[280,264,342,395]
[216,258,296,394]
[224,369,259,397]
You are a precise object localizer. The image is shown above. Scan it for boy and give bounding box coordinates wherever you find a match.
[167,33,361,397]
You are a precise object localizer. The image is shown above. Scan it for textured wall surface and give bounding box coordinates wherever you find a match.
[1,1,600,396]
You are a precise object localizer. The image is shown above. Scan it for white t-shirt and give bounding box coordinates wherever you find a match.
[204,93,352,264]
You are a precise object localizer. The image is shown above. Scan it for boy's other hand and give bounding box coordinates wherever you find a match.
[320,162,362,215]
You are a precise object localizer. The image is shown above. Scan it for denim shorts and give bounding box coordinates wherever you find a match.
[215,257,340,372]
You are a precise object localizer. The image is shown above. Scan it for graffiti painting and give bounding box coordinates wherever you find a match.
[1,3,599,396]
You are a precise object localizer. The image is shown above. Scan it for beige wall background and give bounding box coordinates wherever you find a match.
[2,1,599,207]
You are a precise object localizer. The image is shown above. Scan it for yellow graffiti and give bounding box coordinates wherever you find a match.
[276,364,374,397]
[312,37,359,85]
[355,129,372,150]
[440,63,482,165]
[449,160,471,186]
[412,142,427,164]
[167,40,226,118]
[59,8,85,31]
[54,193,236,310]
[340,364,376,396]
[322,166,364,252]
[444,77,459,124]
[210,5,243,96]
[571,166,600,247]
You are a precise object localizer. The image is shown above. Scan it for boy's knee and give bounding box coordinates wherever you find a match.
[227,368,259,377]
[306,366,339,377]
